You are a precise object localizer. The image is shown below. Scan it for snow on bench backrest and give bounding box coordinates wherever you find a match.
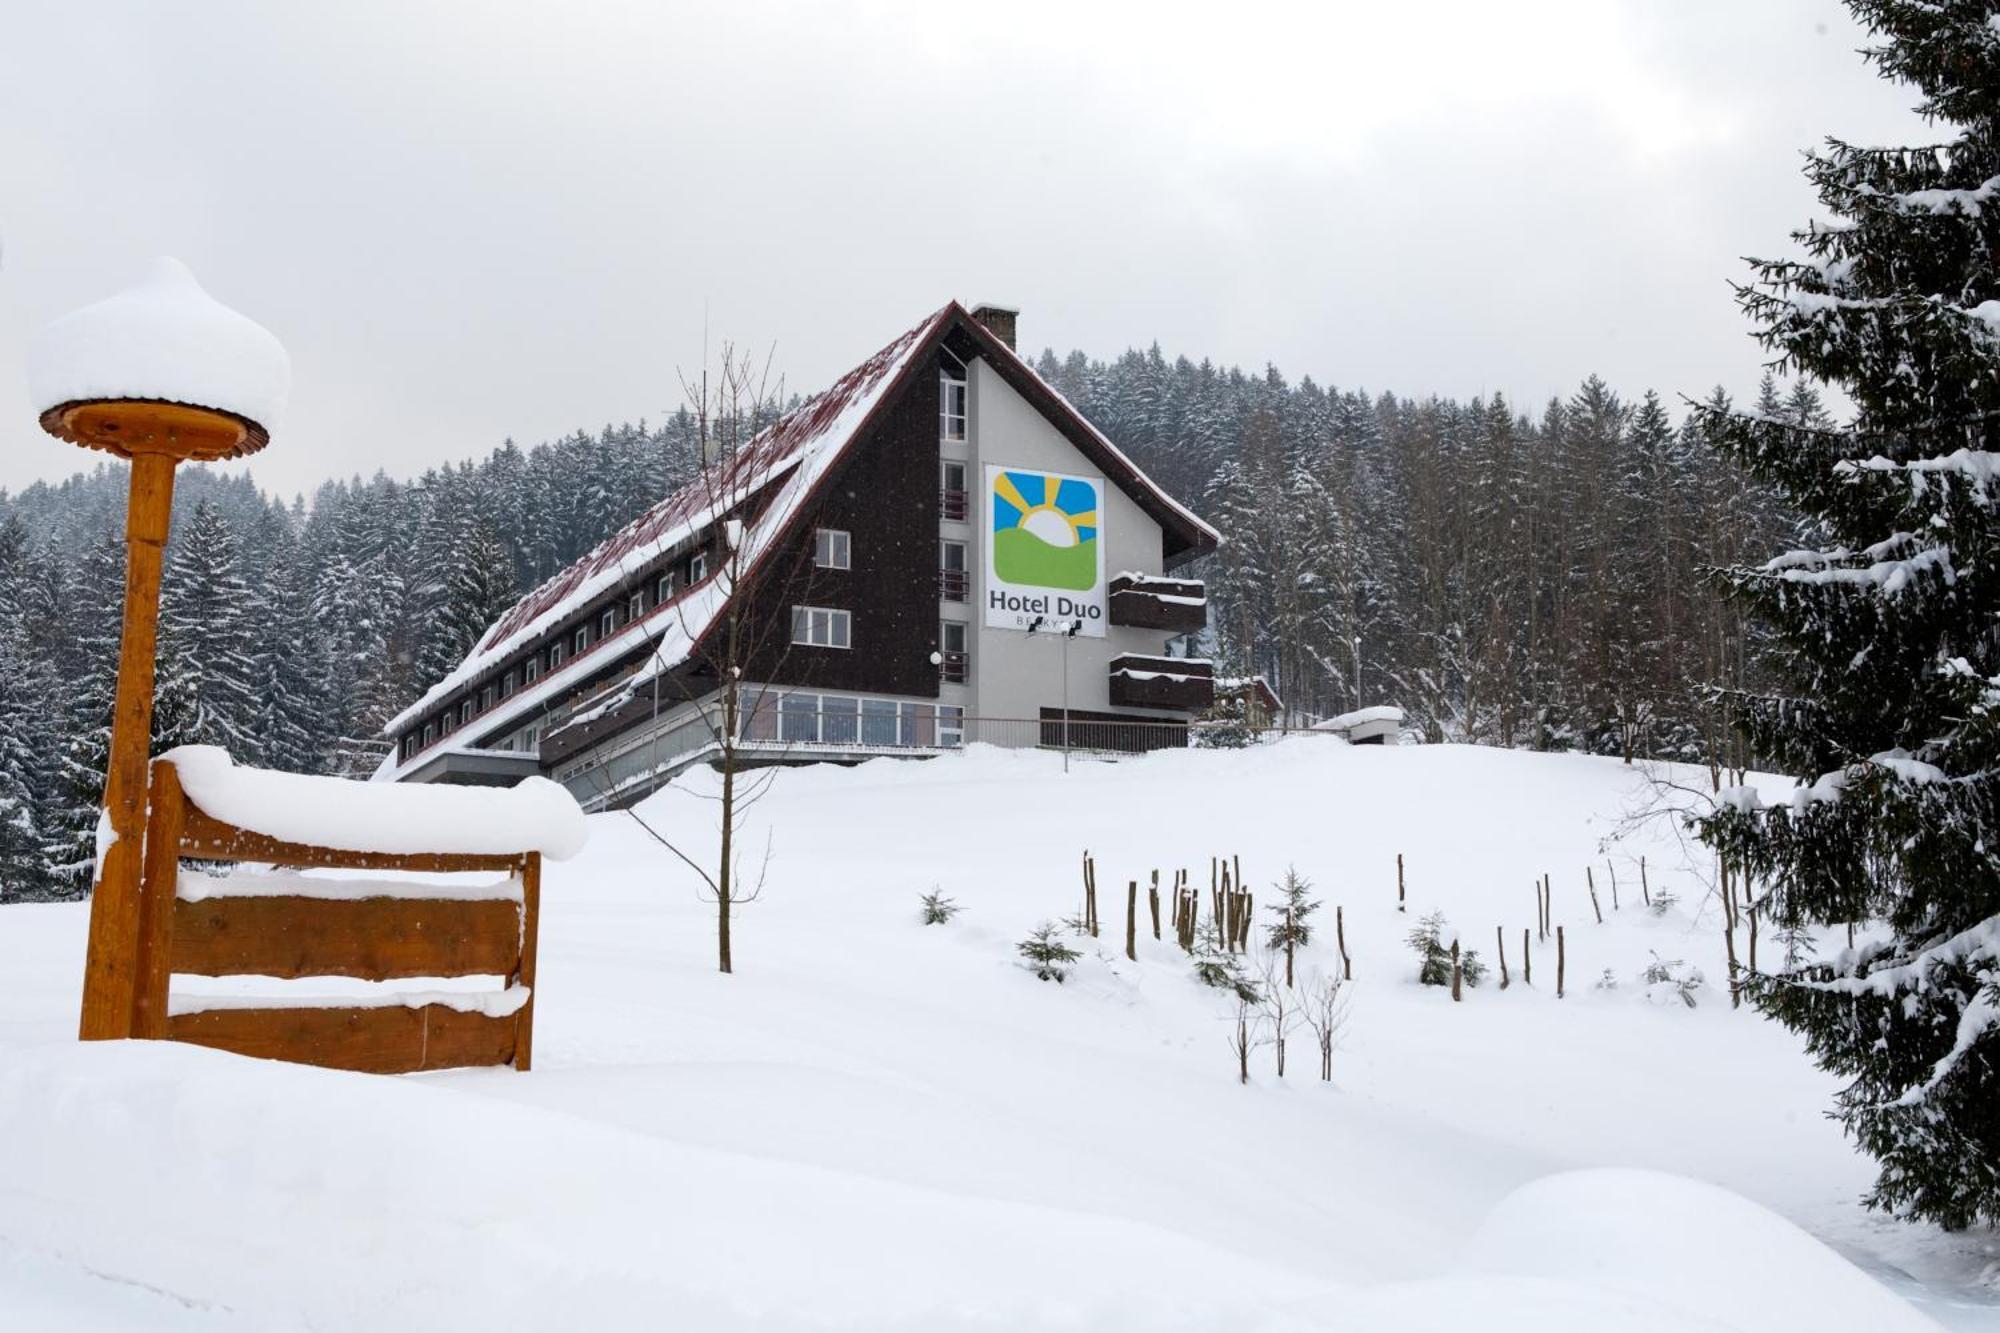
[162,745,587,861]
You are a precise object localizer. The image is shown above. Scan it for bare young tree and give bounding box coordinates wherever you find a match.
[1228,985,1266,1086]
[576,341,822,974]
[1301,966,1350,1082]
[1256,946,1305,1078]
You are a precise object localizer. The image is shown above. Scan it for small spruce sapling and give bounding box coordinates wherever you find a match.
[1648,888,1679,919]
[1407,911,1486,988]
[1018,922,1083,983]
[1193,923,1261,1002]
[1263,866,1320,987]
[1641,951,1704,1009]
[919,890,960,925]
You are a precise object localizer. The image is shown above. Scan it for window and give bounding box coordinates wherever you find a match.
[656,572,676,604]
[600,609,617,639]
[742,688,779,742]
[939,619,969,683]
[422,722,435,746]
[478,686,493,712]
[821,696,859,745]
[779,692,820,744]
[861,698,899,746]
[939,540,968,601]
[403,735,416,759]
[690,551,708,583]
[814,528,851,570]
[525,656,541,684]
[629,592,645,622]
[899,701,936,747]
[459,700,472,726]
[938,704,965,747]
[549,642,565,670]
[940,460,968,521]
[502,670,517,699]
[940,373,967,442]
[573,627,589,656]
[791,605,852,649]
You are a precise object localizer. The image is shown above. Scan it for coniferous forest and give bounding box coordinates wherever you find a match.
[0,359,1812,902]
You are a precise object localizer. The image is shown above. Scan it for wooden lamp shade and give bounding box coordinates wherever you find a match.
[38,397,270,462]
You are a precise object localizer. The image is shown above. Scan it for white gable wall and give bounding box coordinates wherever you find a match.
[958,358,1186,723]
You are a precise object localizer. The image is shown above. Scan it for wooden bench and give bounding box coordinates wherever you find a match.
[124,756,544,1074]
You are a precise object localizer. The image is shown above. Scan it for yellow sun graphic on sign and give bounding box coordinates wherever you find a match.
[991,469,1101,591]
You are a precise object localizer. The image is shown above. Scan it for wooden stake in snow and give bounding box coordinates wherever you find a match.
[1586,866,1603,924]
[1496,925,1509,989]
[1608,859,1619,911]
[1543,873,1553,936]
[1556,925,1566,999]
[1397,853,1406,912]
[1337,905,1352,981]
[1126,880,1138,961]
[1148,871,1161,941]
[1450,939,1463,1002]
[1721,858,1741,1010]
[1640,855,1651,908]
[1523,927,1532,985]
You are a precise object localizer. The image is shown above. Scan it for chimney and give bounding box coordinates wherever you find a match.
[970,303,1018,352]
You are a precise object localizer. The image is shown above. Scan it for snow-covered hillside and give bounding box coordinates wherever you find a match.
[1,740,1993,1330]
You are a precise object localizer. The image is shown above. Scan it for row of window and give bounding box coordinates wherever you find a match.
[402,546,715,760]
[744,690,966,749]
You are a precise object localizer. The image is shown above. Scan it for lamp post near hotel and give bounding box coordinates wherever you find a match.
[29,259,289,1041]
[1027,614,1083,773]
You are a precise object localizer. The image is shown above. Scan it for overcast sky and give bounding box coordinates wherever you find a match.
[0,1,1927,499]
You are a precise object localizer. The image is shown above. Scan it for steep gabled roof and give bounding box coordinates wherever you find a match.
[381,302,1219,749]
[385,305,951,737]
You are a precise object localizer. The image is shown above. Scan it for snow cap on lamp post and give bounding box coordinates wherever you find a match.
[29,256,290,460]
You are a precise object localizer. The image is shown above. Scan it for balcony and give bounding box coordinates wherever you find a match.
[941,488,969,522]
[939,568,968,602]
[1108,574,1207,633]
[1107,654,1214,712]
[939,649,969,684]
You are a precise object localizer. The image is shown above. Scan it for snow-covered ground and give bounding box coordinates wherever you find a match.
[2,739,1996,1330]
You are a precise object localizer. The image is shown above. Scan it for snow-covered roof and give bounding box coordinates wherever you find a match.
[385,305,952,738]
[165,745,587,861]
[1312,706,1405,732]
[382,301,1222,762]
[28,258,291,434]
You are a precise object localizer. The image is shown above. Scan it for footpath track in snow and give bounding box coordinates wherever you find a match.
[1,740,1994,1330]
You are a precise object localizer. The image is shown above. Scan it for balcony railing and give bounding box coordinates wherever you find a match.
[939,568,968,602]
[1108,574,1207,633]
[1107,654,1215,711]
[939,649,969,684]
[941,488,969,522]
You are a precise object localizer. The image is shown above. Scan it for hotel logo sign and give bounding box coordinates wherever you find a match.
[983,465,1106,637]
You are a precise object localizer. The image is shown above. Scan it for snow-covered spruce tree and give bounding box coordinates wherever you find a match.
[1406,911,1485,988]
[41,531,125,898]
[1263,866,1319,987]
[157,499,260,758]
[1018,922,1083,983]
[1694,1,2000,1230]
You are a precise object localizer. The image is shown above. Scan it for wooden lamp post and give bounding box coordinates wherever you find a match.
[29,258,289,1041]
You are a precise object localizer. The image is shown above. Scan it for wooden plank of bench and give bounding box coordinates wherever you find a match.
[168,1003,518,1074]
[177,805,524,875]
[172,895,522,980]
